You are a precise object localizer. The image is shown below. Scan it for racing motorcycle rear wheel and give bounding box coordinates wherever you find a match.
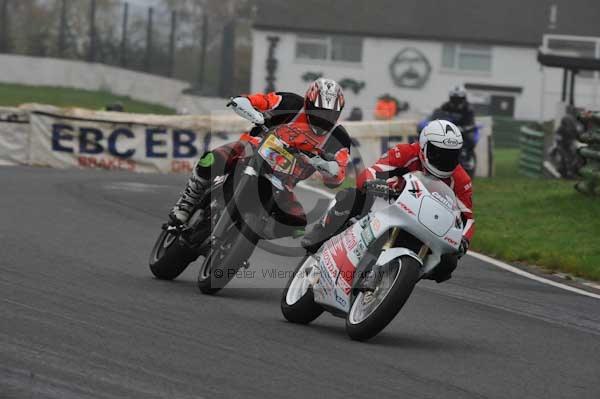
[281,255,323,324]
[345,256,420,341]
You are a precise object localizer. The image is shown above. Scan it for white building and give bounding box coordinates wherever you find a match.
[250,0,600,121]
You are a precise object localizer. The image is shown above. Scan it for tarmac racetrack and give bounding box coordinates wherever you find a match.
[1,166,599,399]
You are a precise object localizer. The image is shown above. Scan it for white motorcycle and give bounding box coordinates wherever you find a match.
[281,172,463,341]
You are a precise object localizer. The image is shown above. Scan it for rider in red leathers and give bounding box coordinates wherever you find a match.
[170,78,351,237]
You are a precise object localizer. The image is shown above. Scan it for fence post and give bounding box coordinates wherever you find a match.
[144,7,154,73]
[120,2,129,67]
[58,0,67,57]
[88,0,97,62]
[168,10,176,77]
[0,0,10,53]
[197,12,208,91]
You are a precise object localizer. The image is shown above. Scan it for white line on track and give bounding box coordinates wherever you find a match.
[297,182,600,301]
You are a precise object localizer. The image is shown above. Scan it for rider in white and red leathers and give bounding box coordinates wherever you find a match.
[303,120,475,282]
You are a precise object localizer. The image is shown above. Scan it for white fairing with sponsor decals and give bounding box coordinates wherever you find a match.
[305,171,463,314]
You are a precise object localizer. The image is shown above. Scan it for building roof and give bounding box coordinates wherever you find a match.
[254,0,600,47]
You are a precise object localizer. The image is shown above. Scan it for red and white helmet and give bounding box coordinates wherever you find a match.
[305,78,345,134]
[419,120,463,178]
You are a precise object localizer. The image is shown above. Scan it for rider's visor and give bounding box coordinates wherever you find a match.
[426,144,460,173]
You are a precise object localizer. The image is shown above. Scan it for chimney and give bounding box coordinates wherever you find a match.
[549,4,558,30]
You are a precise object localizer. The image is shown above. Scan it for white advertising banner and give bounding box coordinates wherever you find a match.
[20,105,492,177]
[0,107,30,166]
[27,106,251,174]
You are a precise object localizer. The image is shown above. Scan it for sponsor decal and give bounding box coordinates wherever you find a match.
[359,216,370,229]
[338,277,352,295]
[445,236,458,246]
[443,137,459,146]
[342,229,358,251]
[371,217,382,233]
[321,249,337,276]
[399,202,416,216]
[432,191,453,209]
[325,234,357,285]
[408,179,423,199]
[77,155,135,171]
[334,290,348,307]
[51,124,201,159]
[360,225,375,246]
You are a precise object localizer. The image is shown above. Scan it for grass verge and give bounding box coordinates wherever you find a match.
[0,83,175,114]
[332,149,600,280]
[473,149,600,281]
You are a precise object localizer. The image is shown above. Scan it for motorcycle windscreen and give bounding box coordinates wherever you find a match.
[410,171,458,211]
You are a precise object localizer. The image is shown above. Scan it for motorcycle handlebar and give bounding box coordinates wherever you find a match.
[282,143,336,162]
[363,179,402,199]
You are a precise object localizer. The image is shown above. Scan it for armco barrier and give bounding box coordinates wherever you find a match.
[0,105,493,177]
[519,126,545,178]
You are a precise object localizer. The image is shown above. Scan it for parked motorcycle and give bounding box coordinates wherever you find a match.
[281,172,463,341]
[418,109,480,177]
[149,100,334,294]
[547,113,586,179]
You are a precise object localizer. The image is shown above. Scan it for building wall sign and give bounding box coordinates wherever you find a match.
[389,48,431,89]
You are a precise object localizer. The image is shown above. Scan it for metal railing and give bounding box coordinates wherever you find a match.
[519,126,546,178]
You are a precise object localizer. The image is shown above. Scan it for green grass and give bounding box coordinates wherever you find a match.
[0,83,175,114]
[473,149,600,280]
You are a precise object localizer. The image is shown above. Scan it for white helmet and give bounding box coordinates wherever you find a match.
[419,120,463,178]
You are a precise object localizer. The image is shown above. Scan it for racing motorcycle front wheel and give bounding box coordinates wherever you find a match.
[345,255,420,341]
[280,255,323,324]
[196,224,257,295]
[149,229,198,280]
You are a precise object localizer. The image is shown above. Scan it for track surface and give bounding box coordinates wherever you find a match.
[1,166,599,399]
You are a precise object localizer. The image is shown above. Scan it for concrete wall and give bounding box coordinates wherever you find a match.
[251,30,600,121]
[0,54,227,114]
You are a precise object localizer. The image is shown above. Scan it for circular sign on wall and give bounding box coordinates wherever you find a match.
[389,48,432,89]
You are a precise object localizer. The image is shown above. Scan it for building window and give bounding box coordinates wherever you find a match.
[296,35,328,60]
[296,35,362,63]
[442,44,492,72]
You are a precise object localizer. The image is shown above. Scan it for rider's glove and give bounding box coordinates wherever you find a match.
[458,237,470,258]
[309,156,339,177]
[227,97,265,126]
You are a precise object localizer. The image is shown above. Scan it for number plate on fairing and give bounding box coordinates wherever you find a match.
[418,196,454,237]
[258,134,296,174]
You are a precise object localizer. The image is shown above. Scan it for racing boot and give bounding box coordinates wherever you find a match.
[170,170,210,225]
